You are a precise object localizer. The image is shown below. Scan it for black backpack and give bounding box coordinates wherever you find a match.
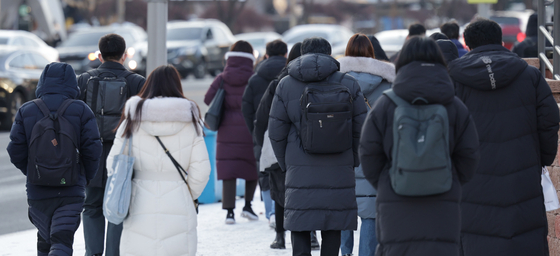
[299,72,353,154]
[27,99,82,186]
[85,70,132,142]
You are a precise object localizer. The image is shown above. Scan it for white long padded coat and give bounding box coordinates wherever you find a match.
[107,96,211,256]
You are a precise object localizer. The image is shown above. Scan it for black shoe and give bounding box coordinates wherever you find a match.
[270,232,286,249]
[241,205,258,220]
[225,211,235,224]
[310,231,320,250]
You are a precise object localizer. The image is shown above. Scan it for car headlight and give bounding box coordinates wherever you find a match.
[127,47,136,58]
[88,52,97,61]
[128,60,138,70]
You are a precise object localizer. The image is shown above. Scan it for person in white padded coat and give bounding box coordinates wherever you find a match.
[107,65,211,256]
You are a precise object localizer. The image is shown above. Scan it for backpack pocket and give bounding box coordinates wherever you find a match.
[30,159,76,186]
[304,106,352,154]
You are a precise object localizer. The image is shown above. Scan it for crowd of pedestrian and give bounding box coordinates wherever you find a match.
[5,16,560,256]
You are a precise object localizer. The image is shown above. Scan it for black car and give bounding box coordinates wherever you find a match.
[137,19,236,79]
[56,23,146,74]
[0,47,50,130]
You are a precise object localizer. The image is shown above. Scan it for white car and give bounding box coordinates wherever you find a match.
[374,29,409,60]
[0,30,59,62]
[235,32,282,60]
[282,24,355,54]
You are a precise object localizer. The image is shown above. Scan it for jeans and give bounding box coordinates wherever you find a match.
[82,187,123,256]
[358,218,377,256]
[340,230,354,255]
[292,230,341,256]
[262,189,275,219]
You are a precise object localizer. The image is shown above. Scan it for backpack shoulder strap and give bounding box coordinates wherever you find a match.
[57,99,76,116]
[32,99,51,117]
[383,89,409,107]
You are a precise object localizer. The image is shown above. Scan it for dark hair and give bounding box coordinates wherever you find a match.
[395,37,447,73]
[464,19,502,50]
[230,40,253,54]
[408,23,426,37]
[301,37,331,55]
[367,35,389,61]
[287,42,302,64]
[345,33,375,58]
[98,33,126,61]
[266,39,288,57]
[440,21,460,39]
[119,65,202,138]
[429,32,449,41]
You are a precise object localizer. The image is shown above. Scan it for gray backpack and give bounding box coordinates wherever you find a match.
[384,89,452,196]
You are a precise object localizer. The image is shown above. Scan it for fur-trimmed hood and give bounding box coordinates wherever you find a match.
[338,56,396,83]
[124,96,201,136]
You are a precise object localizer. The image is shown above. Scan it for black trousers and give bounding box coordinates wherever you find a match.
[291,230,341,256]
[275,201,284,233]
[222,179,258,209]
[83,186,123,256]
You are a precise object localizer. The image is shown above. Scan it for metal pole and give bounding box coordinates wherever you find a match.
[538,0,546,74]
[117,0,126,23]
[146,0,168,76]
[477,4,491,19]
[554,1,560,78]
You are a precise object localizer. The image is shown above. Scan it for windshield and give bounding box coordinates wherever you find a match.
[59,31,109,47]
[284,32,329,44]
[167,27,203,41]
[0,38,8,44]
[376,32,406,46]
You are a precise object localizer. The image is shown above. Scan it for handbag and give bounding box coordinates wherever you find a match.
[204,79,225,131]
[103,136,135,225]
[155,136,199,213]
[542,166,560,211]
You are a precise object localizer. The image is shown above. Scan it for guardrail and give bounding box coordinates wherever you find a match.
[538,0,560,80]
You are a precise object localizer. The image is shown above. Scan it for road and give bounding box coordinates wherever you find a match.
[0,75,214,236]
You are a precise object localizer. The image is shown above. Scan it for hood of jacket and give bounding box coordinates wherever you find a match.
[392,61,455,105]
[436,39,459,64]
[124,96,201,136]
[256,56,287,81]
[35,62,79,99]
[221,52,255,87]
[526,13,538,37]
[448,44,528,91]
[338,56,396,83]
[287,53,340,82]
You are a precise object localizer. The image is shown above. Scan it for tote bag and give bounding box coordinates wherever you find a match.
[259,130,278,172]
[542,166,560,212]
[204,80,225,131]
[103,136,135,224]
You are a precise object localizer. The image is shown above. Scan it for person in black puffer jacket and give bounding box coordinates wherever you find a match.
[268,37,367,256]
[448,19,559,256]
[359,37,480,256]
[512,13,538,58]
[7,62,102,256]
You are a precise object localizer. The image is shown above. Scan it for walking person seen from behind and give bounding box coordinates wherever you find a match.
[359,36,480,256]
[7,62,102,256]
[204,40,259,224]
[77,33,146,256]
[107,65,210,256]
[268,37,367,256]
[448,19,560,256]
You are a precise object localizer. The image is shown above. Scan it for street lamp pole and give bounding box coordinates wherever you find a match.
[146,0,168,76]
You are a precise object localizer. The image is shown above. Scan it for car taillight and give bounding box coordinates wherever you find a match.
[517,32,526,43]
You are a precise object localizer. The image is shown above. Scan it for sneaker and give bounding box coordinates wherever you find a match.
[241,206,258,220]
[310,231,320,250]
[269,214,276,229]
[225,211,235,224]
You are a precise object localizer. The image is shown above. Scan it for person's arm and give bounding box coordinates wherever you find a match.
[535,72,560,166]
[359,96,390,188]
[254,79,278,148]
[187,136,211,199]
[79,102,102,183]
[106,121,125,180]
[350,79,368,167]
[76,73,88,101]
[133,75,146,96]
[451,99,480,184]
[7,109,29,174]
[204,75,223,106]
[242,75,257,134]
[268,82,291,171]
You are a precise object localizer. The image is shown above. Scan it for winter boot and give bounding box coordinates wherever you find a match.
[241,204,258,220]
[270,232,286,249]
[310,231,320,250]
[225,209,235,224]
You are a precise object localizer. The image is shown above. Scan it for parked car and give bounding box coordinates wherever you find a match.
[282,24,354,54]
[0,30,59,62]
[0,47,51,130]
[235,32,282,61]
[137,19,236,79]
[56,23,146,74]
[374,29,408,59]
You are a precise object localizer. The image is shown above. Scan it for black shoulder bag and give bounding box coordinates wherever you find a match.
[204,79,225,131]
[155,136,199,213]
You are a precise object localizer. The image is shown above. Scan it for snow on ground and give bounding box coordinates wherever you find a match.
[0,195,361,256]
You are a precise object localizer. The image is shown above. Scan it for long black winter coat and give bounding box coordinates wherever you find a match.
[254,67,288,149]
[449,44,559,256]
[242,55,286,135]
[359,61,480,256]
[268,53,367,231]
[7,62,102,200]
[77,61,145,187]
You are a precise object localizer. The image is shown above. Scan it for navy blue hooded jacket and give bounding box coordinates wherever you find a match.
[7,62,102,200]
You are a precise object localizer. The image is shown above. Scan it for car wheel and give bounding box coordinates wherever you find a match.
[1,91,24,130]
[210,69,222,77]
[193,61,206,79]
